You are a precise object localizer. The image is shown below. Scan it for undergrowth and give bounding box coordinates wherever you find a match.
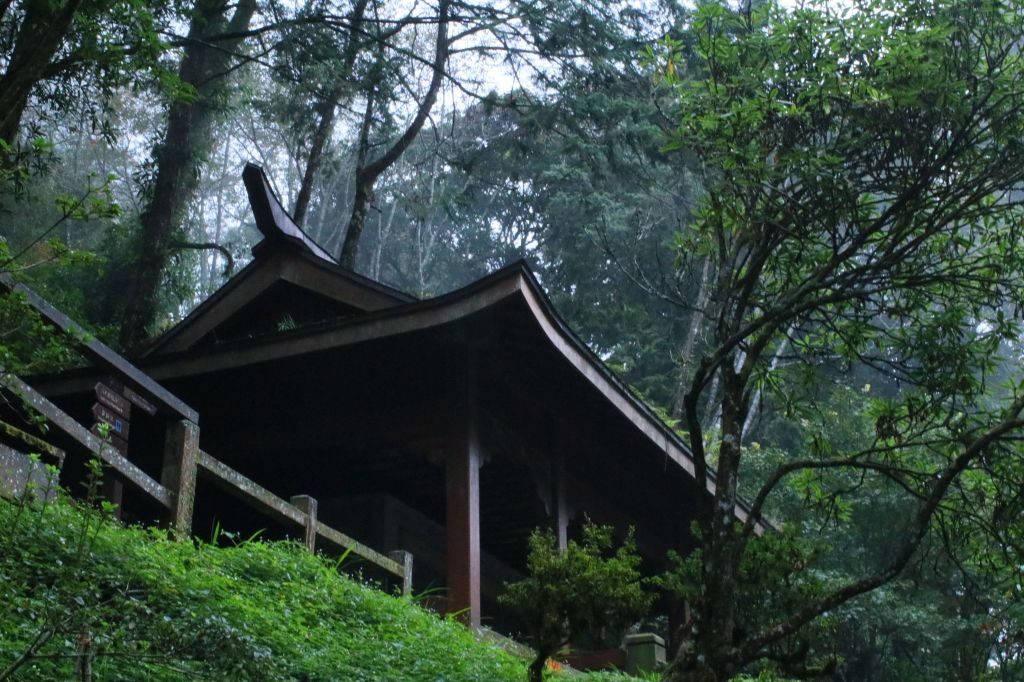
[0,490,642,681]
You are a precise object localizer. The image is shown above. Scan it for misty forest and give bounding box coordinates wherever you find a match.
[3,0,1024,680]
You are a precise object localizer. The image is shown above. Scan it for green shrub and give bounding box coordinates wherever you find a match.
[500,523,653,682]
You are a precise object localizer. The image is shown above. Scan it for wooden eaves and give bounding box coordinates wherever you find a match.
[37,260,768,533]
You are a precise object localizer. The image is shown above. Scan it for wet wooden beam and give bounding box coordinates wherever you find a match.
[315,522,404,577]
[328,491,510,600]
[0,419,65,464]
[197,449,306,526]
[105,273,523,381]
[0,274,198,422]
[0,371,172,508]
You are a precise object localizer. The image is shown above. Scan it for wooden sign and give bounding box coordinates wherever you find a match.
[92,403,130,440]
[90,381,130,516]
[92,381,132,452]
[94,382,130,419]
[122,386,157,416]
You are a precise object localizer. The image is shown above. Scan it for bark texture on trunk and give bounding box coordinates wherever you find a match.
[666,347,748,682]
[0,0,84,144]
[292,81,344,226]
[698,368,745,680]
[117,0,255,348]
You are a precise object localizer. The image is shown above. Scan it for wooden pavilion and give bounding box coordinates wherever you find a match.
[31,164,756,633]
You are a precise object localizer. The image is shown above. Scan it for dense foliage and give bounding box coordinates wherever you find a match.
[0,488,645,681]
[501,523,653,682]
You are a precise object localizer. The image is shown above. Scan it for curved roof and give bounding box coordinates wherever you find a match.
[42,163,764,531]
[141,259,764,524]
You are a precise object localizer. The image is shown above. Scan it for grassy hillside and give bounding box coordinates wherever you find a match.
[0,492,641,681]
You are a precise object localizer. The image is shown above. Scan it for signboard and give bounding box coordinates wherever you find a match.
[94,382,130,419]
[92,403,130,440]
[91,381,131,514]
[92,381,132,454]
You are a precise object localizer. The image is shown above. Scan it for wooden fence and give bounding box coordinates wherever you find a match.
[0,274,411,594]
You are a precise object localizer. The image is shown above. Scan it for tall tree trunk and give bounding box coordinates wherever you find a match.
[370,195,398,281]
[338,0,450,270]
[292,80,344,226]
[700,367,745,680]
[343,84,379,269]
[117,0,256,348]
[668,354,749,682]
[672,257,714,420]
[291,0,370,225]
[0,0,84,144]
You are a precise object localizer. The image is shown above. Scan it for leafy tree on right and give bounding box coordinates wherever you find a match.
[653,1,1024,679]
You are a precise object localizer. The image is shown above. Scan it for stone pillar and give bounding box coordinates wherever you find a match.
[290,494,318,552]
[161,419,199,538]
[389,550,414,596]
[625,633,666,674]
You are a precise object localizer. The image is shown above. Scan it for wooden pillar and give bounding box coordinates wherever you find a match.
[446,352,481,628]
[545,418,569,550]
[553,449,568,550]
[290,494,318,552]
[161,419,199,538]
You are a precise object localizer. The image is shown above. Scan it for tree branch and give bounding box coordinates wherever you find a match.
[741,397,1024,659]
[170,241,234,276]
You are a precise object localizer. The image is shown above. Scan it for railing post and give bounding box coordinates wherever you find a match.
[389,550,414,596]
[290,494,318,552]
[161,419,199,538]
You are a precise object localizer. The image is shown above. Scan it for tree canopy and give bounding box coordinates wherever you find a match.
[655,0,1024,678]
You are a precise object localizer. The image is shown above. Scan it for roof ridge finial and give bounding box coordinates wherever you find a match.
[242,163,337,263]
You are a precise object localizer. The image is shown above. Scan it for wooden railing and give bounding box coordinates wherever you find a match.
[196,449,412,593]
[0,276,411,594]
[1,273,199,534]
